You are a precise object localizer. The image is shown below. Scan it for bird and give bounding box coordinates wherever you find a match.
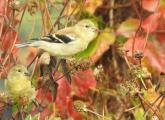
[15,19,98,57]
[5,64,35,103]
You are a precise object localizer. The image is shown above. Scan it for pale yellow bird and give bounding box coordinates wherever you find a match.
[15,19,98,57]
[5,64,35,102]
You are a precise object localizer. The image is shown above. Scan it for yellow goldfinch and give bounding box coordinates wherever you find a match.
[15,19,98,57]
[5,65,35,102]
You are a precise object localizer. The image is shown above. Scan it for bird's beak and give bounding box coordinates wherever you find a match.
[94,28,101,33]
[24,72,30,76]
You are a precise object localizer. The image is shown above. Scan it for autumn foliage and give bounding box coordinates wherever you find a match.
[0,0,165,120]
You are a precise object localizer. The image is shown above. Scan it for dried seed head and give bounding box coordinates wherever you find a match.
[39,52,50,65]
[151,115,159,120]
[19,96,29,106]
[10,0,21,11]
[134,50,143,60]
[0,92,8,101]
[117,80,138,96]
[28,1,38,15]
[130,66,151,80]
[66,58,92,74]
[94,65,105,81]
[73,100,87,112]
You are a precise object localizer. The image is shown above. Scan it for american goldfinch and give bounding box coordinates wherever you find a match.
[15,19,98,56]
[5,65,35,102]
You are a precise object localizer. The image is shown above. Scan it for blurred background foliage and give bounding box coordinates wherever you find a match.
[0,0,165,120]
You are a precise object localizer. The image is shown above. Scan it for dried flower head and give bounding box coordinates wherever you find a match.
[73,100,87,112]
[131,66,151,79]
[134,50,143,60]
[94,65,105,82]
[10,0,21,11]
[19,96,30,106]
[39,52,50,65]
[28,0,38,15]
[117,80,138,96]
[66,58,92,74]
[0,91,8,102]
[129,66,151,89]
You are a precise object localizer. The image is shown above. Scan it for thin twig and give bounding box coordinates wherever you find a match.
[142,0,159,51]
[138,93,163,120]
[144,94,162,117]
[131,0,142,56]
[49,0,70,33]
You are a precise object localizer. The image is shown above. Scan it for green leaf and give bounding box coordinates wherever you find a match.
[12,104,18,112]
[74,37,99,59]
[135,108,146,120]
[25,115,31,120]
[25,114,40,120]
[31,65,40,87]
[75,28,115,59]
[117,18,140,37]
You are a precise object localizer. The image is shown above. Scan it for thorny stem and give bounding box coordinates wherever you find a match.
[55,67,75,82]
[142,0,159,51]
[144,94,162,117]
[124,103,141,112]
[76,0,86,21]
[86,109,109,120]
[109,0,114,27]
[2,4,27,66]
[30,57,39,80]
[49,0,70,33]
[0,0,8,39]
[123,52,131,69]
[157,95,164,109]
[140,77,147,90]
[27,53,39,69]
[27,15,36,40]
[137,92,163,120]
[131,0,142,57]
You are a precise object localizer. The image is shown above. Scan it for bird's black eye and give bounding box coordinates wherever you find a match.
[17,69,21,72]
[85,25,90,28]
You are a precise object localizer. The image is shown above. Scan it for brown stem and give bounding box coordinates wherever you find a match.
[49,0,70,33]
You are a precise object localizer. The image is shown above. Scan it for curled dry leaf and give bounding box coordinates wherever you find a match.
[117,18,140,37]
[39,52,50,65]
[91,28,115,63]
[124,36,165,72]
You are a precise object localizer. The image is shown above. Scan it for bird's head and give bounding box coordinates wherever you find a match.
[8,64,30,79]
[76,19,98,42]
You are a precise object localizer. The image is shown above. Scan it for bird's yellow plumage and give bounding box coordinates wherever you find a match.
[5,65,35,102]
[15,19,98,57]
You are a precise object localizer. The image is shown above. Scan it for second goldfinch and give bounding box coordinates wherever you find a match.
[15,19,98,57]
[5,65,35,102]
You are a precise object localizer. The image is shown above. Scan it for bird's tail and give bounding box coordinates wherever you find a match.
[15,38,40,48]
[15,43,30,48]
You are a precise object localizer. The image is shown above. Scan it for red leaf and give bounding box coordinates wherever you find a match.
[55,70,96,119]
[141,13,161,33]
[0,0,5,13]
[39,108,51,120]
[1,29,20,54]
[72,69,96,96]
[36,70,96,119]
[124,36,165,72]
[55,73,72,117]
[36,89,53,103]
[142,0,160,12]
[67,98,83,120]
[156,14,165,43]
[124,36,146,56]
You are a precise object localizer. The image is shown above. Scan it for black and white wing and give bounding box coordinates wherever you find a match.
[31,34,75,44]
